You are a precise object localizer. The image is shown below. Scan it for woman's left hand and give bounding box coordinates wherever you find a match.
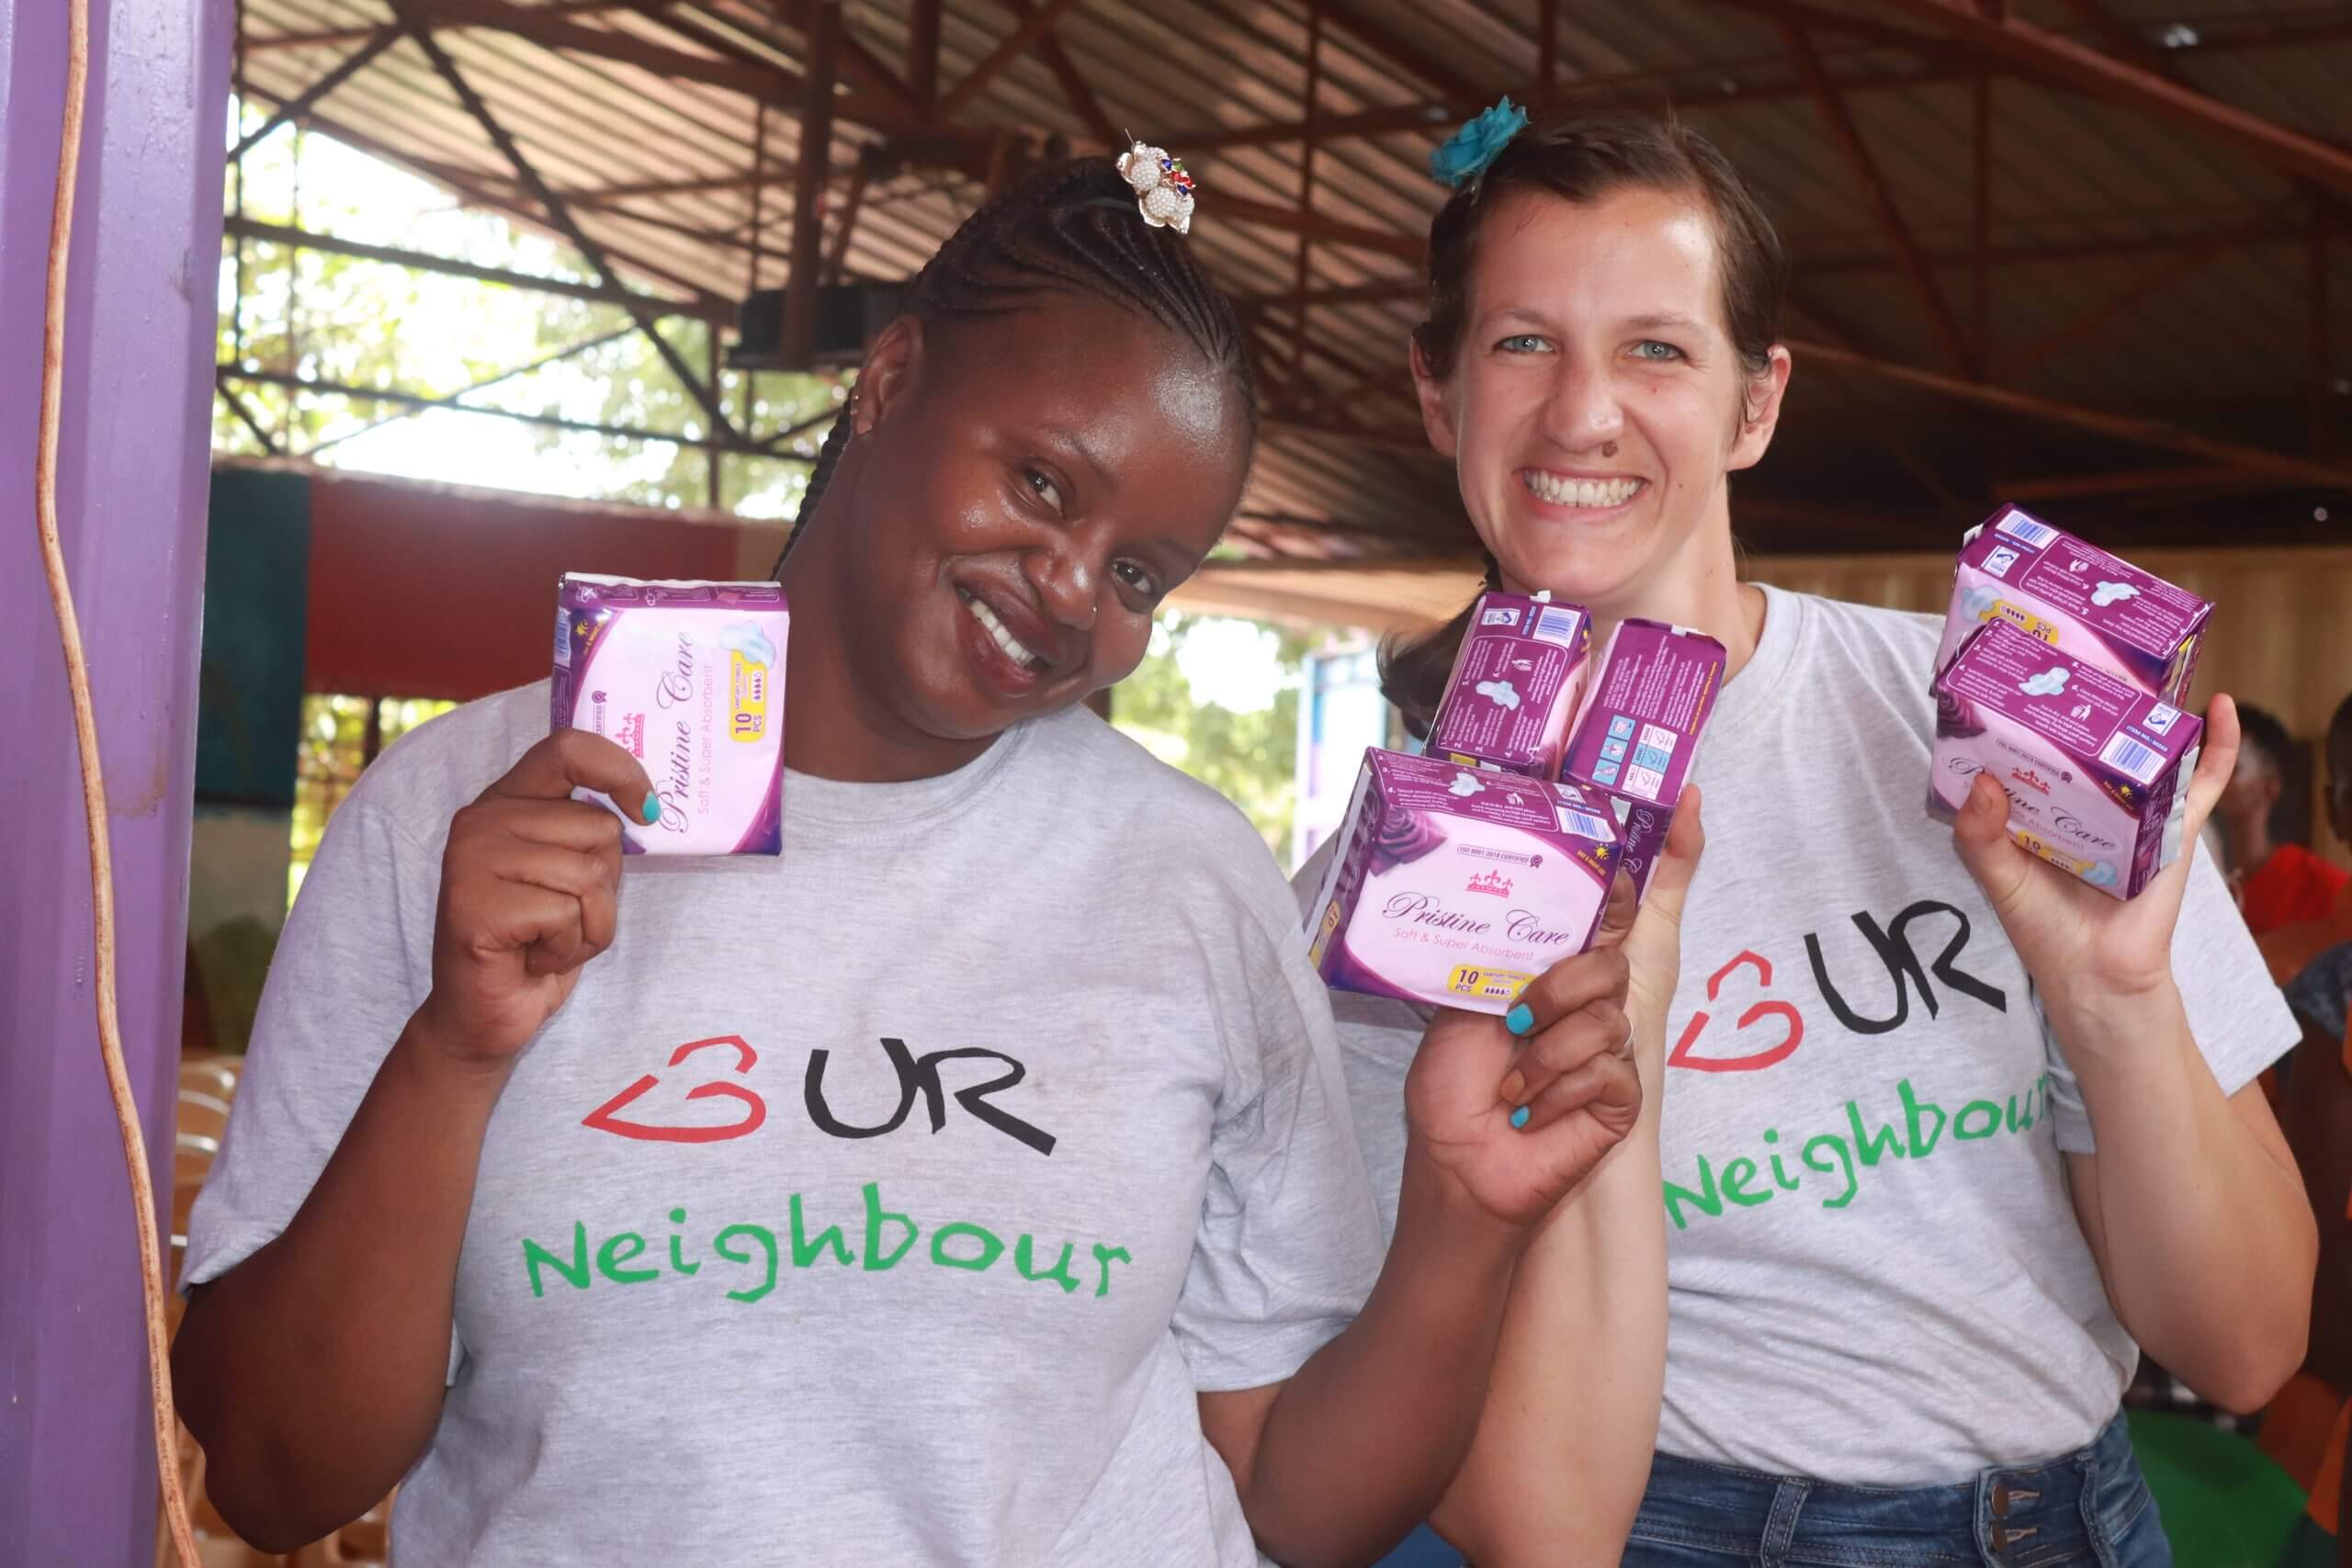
[1951,693,2240,1007]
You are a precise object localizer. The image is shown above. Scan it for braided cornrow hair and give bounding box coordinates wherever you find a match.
[775,155,1256,570]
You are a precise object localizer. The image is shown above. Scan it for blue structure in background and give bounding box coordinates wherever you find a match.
[1294,637,1409,867]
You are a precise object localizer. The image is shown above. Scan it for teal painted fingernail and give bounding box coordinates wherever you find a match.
[1505,1003,1534,1035]
[1510,1105,1531,1130]
[639,795,661,825]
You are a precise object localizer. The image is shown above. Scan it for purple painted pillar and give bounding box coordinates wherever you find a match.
[0,0,232,1562]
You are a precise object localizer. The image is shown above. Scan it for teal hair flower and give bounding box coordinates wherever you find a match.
[1429,96,1530,188]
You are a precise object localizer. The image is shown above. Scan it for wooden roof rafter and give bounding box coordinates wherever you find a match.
[221,0,2352,558]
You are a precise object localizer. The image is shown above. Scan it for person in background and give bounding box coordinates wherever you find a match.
[2264,694,2352,986]
[1315,104,2315,1567]
[2222,704,2347,934]
[2336,1444,2351,1568]
[2268,994,2352,1567]
[2335,694,2352,864]
[2260,694,2352,1560]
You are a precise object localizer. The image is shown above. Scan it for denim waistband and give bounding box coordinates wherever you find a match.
[1629,1414,2159,1568]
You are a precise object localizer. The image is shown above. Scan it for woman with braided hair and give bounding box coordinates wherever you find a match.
[171,152,1690,1566]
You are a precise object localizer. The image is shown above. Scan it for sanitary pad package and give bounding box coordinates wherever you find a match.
[551,573,788,855]
[1428,591,1592,776]
[1559,618,1726,898]
[1936,505,2211,703]
[1306,748,1621,1014]
[1929,620,2202,899]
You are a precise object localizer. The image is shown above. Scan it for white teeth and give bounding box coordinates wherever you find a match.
[964,593,1048,672]
[1521,471,1643,508]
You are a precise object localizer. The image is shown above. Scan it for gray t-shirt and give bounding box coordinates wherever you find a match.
[187,685,1382,1565]
[1298,585,2296,1485]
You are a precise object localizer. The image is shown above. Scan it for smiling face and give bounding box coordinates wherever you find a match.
[790,293,1250,765]
[1415,186,1790,609]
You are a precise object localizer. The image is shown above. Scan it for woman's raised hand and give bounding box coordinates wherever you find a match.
[414,729,657,1072]
[1405,789,1705,1228]
[1951,694,2239,1011]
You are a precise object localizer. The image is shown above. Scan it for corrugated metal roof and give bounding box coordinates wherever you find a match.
[232,0,2352,557]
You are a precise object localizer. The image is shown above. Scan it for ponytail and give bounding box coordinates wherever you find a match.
[1378,551,1501,739]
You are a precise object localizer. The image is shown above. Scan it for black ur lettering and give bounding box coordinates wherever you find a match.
[1804,899,2007,1036]
[804,1037,1057,1156]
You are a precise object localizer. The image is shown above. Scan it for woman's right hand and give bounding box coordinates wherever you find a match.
[413,728,657,1071]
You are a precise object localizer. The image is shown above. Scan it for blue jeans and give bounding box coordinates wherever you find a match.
[1624,1414,2171,1568]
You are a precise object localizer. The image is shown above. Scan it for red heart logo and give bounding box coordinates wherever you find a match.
[1667,951,1804,1074]
[582,1035,768,1143]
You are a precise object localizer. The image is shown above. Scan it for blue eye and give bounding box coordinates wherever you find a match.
[1496,333,1554,355]
[1632,340,1684,362]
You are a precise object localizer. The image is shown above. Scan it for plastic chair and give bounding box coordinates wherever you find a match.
[179,1056,238,1103]
[174,1134,220,1191]
[175,1090,229,1189]
[178,1089,230,1143]
[321,1492,393,1564]
[2128,1409,2308,1568]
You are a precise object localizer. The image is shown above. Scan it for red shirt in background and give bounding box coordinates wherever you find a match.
[2243,842,2352,936]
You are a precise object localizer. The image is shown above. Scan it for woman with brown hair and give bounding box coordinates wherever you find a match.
[1310,105,2313,1566]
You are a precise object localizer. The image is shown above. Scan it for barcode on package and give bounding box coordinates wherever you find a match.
[1535,605,1581,642]
[2098,733,2164,785]
[1559,807,1614,840]
[1996,513,2060,549]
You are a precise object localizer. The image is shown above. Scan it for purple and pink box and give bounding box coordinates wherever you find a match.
[1428,593,1592,776]
[551,573,789,855]
[1306,749,1623,1013]
[1928,506,2211,899]
[1934,505,2209,704]
[1306,592,1726,1013]
[1560,617,1725,900]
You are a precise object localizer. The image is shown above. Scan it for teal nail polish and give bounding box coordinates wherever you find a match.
[639,795,662,825]
[1510,1105,1531,1130]
[1505,1002,1534,1036]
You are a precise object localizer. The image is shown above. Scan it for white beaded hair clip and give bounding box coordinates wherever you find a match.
[1116,138,1197,235]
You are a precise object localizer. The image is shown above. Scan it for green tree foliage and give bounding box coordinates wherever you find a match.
[214,109,838,517]
[288,694,456,904]
[1112,615,1312,867]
